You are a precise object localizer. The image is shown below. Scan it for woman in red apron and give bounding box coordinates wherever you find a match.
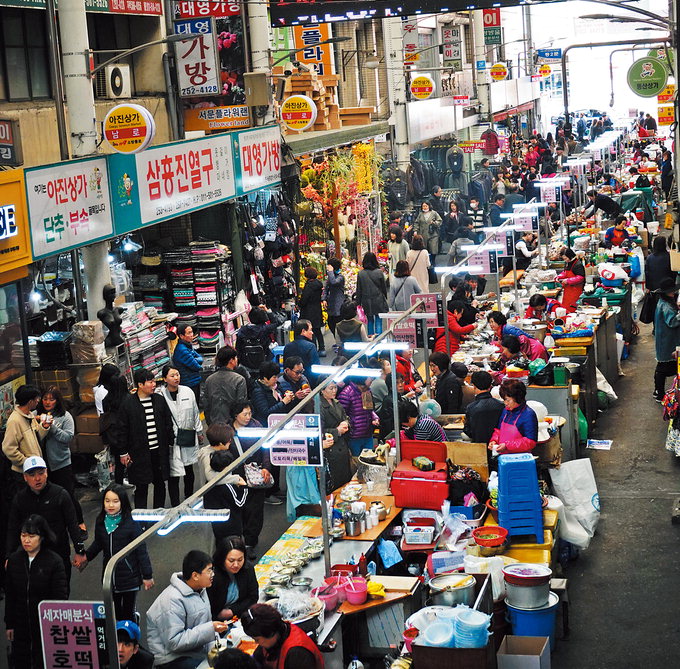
[242,603,324,669]
[489,379,538,455]
[557,248,585,313]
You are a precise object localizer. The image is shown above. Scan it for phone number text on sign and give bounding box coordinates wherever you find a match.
[135,135,236,224]
[26,158,113,260]
[238,127,282,193]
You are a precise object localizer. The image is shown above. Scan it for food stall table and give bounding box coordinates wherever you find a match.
[594,309,619,386]
[526,385,581,461]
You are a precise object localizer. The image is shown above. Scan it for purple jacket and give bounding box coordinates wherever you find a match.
[337,382,378,439]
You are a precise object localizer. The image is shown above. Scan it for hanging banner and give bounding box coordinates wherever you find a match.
[442,26,462,71]
[174,0,239,17]
[103,103,156,154]
[108,133,236,233]
[234,126,282,194]
[174,18,221,97]
[280,95,317,131]
[410,74,435,100]
[489,63,508,81]
[483,8,501,45]
[292,23,333,75]
[627,57,668,98]
[26,157,114,260]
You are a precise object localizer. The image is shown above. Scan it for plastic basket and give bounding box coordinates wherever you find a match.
[403,525,436,544]
[601,278,624,287]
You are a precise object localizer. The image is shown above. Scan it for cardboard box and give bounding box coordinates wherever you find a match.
[497,636,550,669]
[75,409,100,434]
[445,441,489,482]
[412,640,493,669]
[74,432,105,454]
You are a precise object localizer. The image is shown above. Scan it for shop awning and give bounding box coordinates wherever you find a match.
[493,101,535,123]
[285,120,390,156]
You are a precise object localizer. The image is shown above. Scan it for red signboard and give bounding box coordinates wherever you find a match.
[109,0,162,14]
[175,0,239,18]
[482,8,500,27]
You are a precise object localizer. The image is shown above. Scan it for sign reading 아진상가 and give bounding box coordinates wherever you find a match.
[174,19,221,97]
[267,414,322,467]
[410,75,435,100]
[39,601,107,669]
[103,103,156,154]
[280,95,317,131]
[26,158,113,260]
[236,126,282,194]
[489,63,508,81]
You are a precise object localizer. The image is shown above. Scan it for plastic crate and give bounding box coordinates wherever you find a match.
[391,474,449,510]
[601,278,624,287]
[404,517,436,544]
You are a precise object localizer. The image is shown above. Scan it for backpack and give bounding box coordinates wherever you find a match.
[236,329,265,370]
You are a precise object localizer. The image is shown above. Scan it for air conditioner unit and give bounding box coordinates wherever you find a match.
[105,64,131,99]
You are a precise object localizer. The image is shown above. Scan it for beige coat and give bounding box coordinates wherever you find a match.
[407,248,431,293]
[2,408,48,473]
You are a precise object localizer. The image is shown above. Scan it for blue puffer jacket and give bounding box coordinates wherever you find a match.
[172,340,203,388]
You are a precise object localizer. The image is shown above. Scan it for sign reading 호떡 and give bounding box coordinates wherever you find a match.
[410,75,435,100]
[174,19,221,97]
[281,95,317,131]
[267,414,323,467]
[26,157,113,260]
[236,126,282,194]
[489,63,508,81]
[104,103,156,154]
[627,57,668,98]
[184,105,251,131]
[39,601,107,669]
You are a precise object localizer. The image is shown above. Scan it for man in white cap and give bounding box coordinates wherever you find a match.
[5,455,85,594]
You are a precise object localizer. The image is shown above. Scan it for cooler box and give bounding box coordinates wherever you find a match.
[391,440,449,510]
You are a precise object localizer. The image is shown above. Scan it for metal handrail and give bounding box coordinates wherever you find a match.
[102,298,426,668]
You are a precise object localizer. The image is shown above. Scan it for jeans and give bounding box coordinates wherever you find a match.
[366,314,383,336]
[654,360,676,397]
[348,435,375,457]
[156,657,203,669]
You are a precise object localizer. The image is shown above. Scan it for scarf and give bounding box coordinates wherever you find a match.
[105,512,122,534]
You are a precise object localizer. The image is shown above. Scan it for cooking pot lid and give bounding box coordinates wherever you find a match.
[503,563,552,580]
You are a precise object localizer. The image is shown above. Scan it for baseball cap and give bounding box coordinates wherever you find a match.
[23,456,47,473]
[116,621,140,643]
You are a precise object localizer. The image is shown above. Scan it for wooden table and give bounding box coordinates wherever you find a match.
[339,589,415,615]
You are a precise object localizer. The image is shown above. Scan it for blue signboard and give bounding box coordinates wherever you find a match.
[537,48,562,61]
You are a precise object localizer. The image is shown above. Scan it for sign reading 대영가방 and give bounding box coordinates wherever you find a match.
[108,133,237,233]
[234,126,282,195]
[25,157,114,260]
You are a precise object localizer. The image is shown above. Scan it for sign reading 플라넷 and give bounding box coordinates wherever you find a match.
[627,57,668,98]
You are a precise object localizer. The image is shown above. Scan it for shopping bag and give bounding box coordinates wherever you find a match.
[549,458,600,550]
[356,305,368,324]
[639,291,657,324]
[670,244,680,271]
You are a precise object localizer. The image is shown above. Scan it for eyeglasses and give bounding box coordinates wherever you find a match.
[290,368,304,375]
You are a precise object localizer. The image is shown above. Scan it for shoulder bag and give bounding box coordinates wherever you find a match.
[168,395,197,448]
[234,436,274,488]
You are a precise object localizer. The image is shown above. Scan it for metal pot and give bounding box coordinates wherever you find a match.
[523,324,547,343]
[504,580,551,609]
[427,574,476,607]
[290,576,313,592]
[370,501,387,521]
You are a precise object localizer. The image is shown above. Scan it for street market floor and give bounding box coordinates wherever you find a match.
[2,326,680,666]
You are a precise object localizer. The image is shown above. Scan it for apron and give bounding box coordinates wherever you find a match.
[560,262,584,313]
[498,406,528,445]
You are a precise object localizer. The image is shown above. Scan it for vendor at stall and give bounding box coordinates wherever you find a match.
[604,215,632,249]
[628,166,651,189]
[487,311,548,361]
[399,401,446,442]
[432,300,476,355]
[524,294,560,321]
[557,248,585,313]
[488,379,539,455]
[514,231,539,271]
[395,349,424,395]
[583,189,622,220]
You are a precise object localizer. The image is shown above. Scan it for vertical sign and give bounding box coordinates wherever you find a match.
[174,18,221,97]
[292,23,333,75]
[402,17,419,63]
[40,601,107,669]
[26,157,113,260]
[442,26,462,71]
[410,293,444,328]
[267,414,323,466]
[483,8,501,45]
[0,119,22,167]
[236,126,282,193]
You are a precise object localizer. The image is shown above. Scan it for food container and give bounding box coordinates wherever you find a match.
[269,572,292,587]
[312,585,339,611]
[345,577,368,605]
[427,573,476,607]
[402,627,419,652]
[263,585,281,600]
[503,563,552,609]
[324,576,349,602]
[290,576,313,592]
[472,525,508,547]
[523,323,547,343]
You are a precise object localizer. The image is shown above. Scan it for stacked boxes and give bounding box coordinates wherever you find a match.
[34,369,76,403]
[74,407,104,454]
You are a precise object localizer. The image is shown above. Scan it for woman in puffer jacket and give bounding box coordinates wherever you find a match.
[337,372,379,458]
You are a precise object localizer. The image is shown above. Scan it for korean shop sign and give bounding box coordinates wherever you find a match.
[280,95,317,131]
[234,126,282,194]
[103,103,156,154]
[0,169,32,273]
[627,57,667,98]
[174,18,221,97]
[108,133,236,233]
[174,0,239,17]
[26,157,113,260]
[292,23,333,75]
[184,105,251,132]
[410,74,435,100]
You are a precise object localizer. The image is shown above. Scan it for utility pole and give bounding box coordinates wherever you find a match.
[472,10,491,121]
[383,17,410,173]
[57,0,111,320]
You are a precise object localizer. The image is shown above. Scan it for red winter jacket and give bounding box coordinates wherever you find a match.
[433,311,476,354]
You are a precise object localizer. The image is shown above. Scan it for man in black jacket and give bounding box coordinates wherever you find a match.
[584,189,621,219]
[429,352,463,414]
[116,369,174,509]
[464,371,504,445]
[5,455,85,593]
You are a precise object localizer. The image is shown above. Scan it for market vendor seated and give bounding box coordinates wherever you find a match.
[399,401,446,442]
[628,166,651,189]
[487,311,548,362]
[604,215,632,249]
[524,294,560,321]
[488,379,539,456]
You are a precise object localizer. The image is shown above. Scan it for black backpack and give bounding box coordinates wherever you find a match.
[237,329,265,370]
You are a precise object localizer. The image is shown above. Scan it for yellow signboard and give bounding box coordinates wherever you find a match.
[658,105,675,126]
[0,169,33,278]
[538,63,551,78]
[104,103,156,154]
[184,105,251,132]
[280,95,317,131]
[658,84,675,104]
[490,63,508,81]
[410,75,435,100]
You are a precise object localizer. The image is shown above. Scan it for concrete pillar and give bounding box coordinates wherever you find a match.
[57,0,111,317]
[383,17,410,172]
[472,10,491,121]
[248,0,271,72]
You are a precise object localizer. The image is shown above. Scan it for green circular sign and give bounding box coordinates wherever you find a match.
[627,57,668,98]
[647,47,675,75]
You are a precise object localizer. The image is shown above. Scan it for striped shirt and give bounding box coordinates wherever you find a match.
[140,397,159,450]
[409,415,446,442]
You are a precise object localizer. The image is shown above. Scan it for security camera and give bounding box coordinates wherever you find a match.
[284,65,293,77]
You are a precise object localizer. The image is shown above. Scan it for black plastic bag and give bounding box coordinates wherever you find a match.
[529,363,555,386]
[639,291,657,324]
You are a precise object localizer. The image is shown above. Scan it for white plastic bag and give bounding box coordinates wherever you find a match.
[596,367,618,401]
[598,262,628,281]
[549,459,600,550]
[464,555,506,601]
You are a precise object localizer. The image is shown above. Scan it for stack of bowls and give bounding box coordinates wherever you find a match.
[452,608,490,648]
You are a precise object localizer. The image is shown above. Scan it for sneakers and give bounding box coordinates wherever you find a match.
[653,391,663,403]
[265,495,284,505]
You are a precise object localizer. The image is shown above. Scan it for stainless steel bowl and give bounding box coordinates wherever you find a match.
[427,573,476,607]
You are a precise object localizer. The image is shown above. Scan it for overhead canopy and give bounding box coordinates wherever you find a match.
[493,101,535,122]
[270,0,563,26]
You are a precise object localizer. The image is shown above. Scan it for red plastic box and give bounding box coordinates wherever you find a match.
[391,440,449,510]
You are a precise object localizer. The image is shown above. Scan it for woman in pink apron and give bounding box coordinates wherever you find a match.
[489,379,538,455]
